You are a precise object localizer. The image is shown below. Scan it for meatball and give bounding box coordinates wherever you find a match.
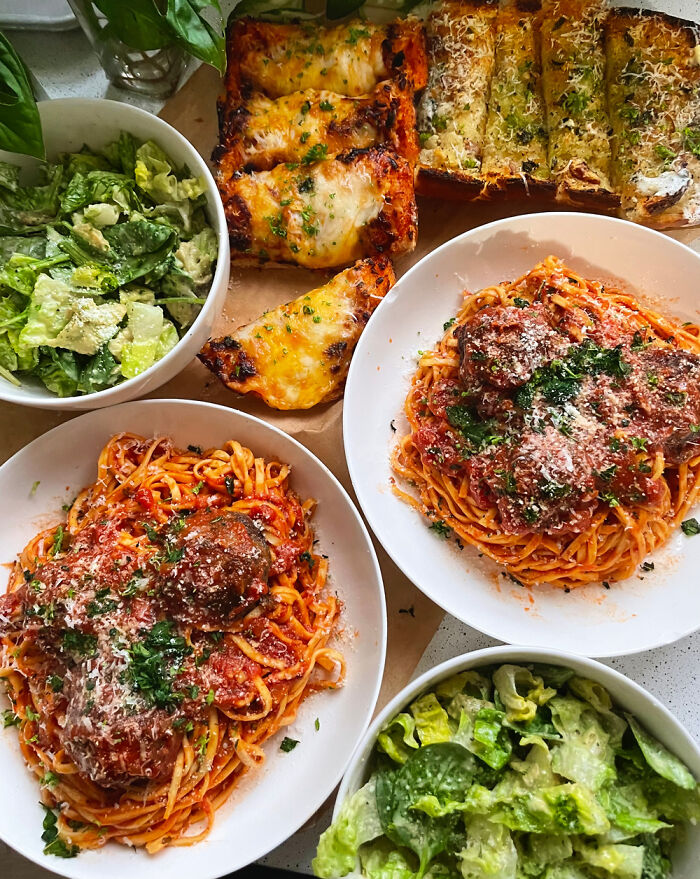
[157,509,271,628]
[456,304,567,390]
[60,655,182,786]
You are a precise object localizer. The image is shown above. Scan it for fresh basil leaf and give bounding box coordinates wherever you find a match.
[165,0,226,74]
[94,0,173,51]
[0,32,44,159]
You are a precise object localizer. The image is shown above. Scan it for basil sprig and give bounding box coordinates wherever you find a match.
[0,31,44,159]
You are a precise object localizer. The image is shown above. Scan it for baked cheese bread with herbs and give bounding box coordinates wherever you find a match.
[224,18,428,102]
[605,9,700,227]
[416,0,499,200]
[199,257,394,410]
[481,0,552,195]
[220,147,417,269]
[540,0,618,208]
[215,80,418,176]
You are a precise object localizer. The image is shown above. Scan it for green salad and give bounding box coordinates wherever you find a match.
[0,132,217,396]
[314,664,700,879]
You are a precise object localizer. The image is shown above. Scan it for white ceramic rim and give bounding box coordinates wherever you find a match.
[0,98,229,409]
[333,643,700,817]
[343,211,700,657]
[0,399,387,879]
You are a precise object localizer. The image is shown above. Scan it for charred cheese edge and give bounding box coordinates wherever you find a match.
[416,0,498,198]
[605,9,700,228]
[198,257,394,410]
[215,80,418,176]
[220,147,417,269]
[540,0,618,208]
[225,18,427,101]
[481,1,552,195]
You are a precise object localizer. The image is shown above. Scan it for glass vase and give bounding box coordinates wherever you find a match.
[66,0,187,99]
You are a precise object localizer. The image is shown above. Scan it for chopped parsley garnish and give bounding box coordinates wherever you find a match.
[429,520,451,537]
[599,490,620,509]
[445,405,503,450]
[681,518,700,537]
[594,465,617,483]
[266,213,287,238]
[539,480,571,499]
[443,316,456,330]
[191,480,205,495]
[315,718,320,731]
[30,480,40,495]
[301,143,328,165]
[2,709,20,727]
[630,437,648,451]
[512,297,530,309]
[41,771,59,787]
[86,587,118,618]
[61,629,97,657]
[142,521,160,543]
[280,736,299,752]
[319,100,334,111]
[206,688,215,705]
[224,475,236,495]
[299,550,315,568]
[187,444,203,454]
[640,561,655,572]
[127,620,192,712]
[665,391,687,407]
[41,805,79,858]
[48,674,64,692]
[50,526,64,557]
[164,544,185,563]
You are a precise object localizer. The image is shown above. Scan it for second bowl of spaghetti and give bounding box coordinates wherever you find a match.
[0,400,386,879]
[344,212,700,657]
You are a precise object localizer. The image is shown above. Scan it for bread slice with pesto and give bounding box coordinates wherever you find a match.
[415,0,499,200]
[481,0,553,197]
[605,8,700,228]
[540,0,618,210]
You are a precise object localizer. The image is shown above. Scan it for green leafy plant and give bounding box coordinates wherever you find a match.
[93,0,226,73]
[0,31,44,159]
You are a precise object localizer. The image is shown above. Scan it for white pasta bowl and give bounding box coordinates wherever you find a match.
[334,645,700,878]
[0,98,229,410]
[0,399,386,879]
[343,211,700,656]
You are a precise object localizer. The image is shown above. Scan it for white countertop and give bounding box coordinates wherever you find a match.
[2,6,700,877]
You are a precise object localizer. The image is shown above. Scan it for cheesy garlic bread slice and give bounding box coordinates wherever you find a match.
[540,0,618,209]
[224,18,428,101]
[215,80,418,176]
[481,0,552,195]
[199,257,393,410]
[416,0,498,200]
[220,147,417,269]
[605,9,700,227]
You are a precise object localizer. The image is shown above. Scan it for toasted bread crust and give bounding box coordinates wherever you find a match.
[199,257,394,409]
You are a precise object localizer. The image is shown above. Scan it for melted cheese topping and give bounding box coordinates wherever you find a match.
[231,155,384,268]
[540,0,613,191]
[239,21,389,97]
[221,259,393,409]
[227,84,406,171]
[417,1,498,174]
[605,11,700,225]
[482,6,549,181]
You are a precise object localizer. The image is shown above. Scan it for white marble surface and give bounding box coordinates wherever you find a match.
[2,3,700,877]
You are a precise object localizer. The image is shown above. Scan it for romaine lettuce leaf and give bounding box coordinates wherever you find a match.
[77,345,121,394]
[458,816,517,879]
[112,301,176,378]
[626,716,696,791]
[435,671,492,703]
[134,141,206,205]
[575,842,644,879]
[0,252,70,296]
[35,347,79,396]
[19,273,75,349]
[598,783,670,838]
[47,299,125,356]
[568,678,627,749]
[411,694,453,746]
[360,840,418,879]
[0,233,46,265]
[312,778,383,878]
[493,666,555,724]
[376,743,475,877]
[377,713,420,765]
[61,170,137,215]
[550,697,615,791]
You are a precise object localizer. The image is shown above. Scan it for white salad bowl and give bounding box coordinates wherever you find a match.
[334,645,700,878]
[0,399,386,879]
[0,98,229,410]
